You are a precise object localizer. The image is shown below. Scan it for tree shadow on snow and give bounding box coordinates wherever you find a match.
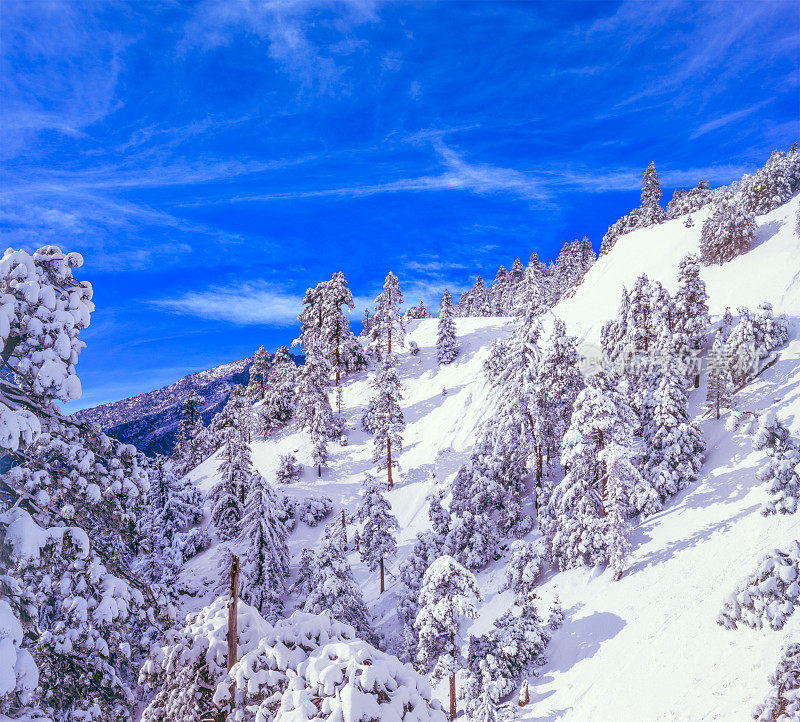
[545,607,626,674]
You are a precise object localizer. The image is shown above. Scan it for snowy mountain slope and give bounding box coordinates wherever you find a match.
[180,195,800,720]
[74,356,260,455]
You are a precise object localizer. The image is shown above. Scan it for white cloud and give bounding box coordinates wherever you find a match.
[155,281,302,326]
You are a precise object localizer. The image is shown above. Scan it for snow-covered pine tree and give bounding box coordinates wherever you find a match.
[753,411,800,516]
[639,161,667,226]
[706,330,735,419]
[548,594,564,630]
[275,451,302,483]
[172,390,206,475]
[699,198,756,265]
[437,288,459,364]
[239,472,290,621]
[258,344,297,437]
[246,345,271,401]
[406,300,431,319]
[370,271,405,358]
[598,442,638,579]
[717,542,800,631]
[490,266,511,315]
[543,370,657,570]
[642,358,705,504]
[356,473,399,593]
[666,180,714,219]
[210,418,251,540]
[0,246,152,720]
[459,276,490,317]
[364,273,405,489]
[304,523,377,644]
[673,253,709,387]
[295,339,334,476]
[293,272,365,386]
[753,642,800,722]
[291,547,316,601]
[415,555,481,721]
[503,539,543,601]
[532,318,584,481]
[740,148,797,216]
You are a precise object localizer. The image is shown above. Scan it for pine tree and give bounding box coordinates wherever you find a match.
[548,594,564,630]
[666,180,714,219]
[356,474,399,593]
[295,340,334,476]
[753,642,800,721]
[239,473,290,621]
[717,542,800,631]
[415,555,481,721]
[258,345,297,437]
[544,370,656,570]
[532,318,584,481]
[246,345,271,401]
[437,289,459,364]
[673,253,709,387]
[293,272,365,385]
[753,412,800,516]
[210,422,250,540]
[459,276,490,317]
[490,266,511,315]
[503,539,543,601]
[639,161,667,226]
[370,271,405,357]
[706,330,734,420]
[642,361,705,503]
[172,391,206,475]
[304,524,377,644]
[366,273,406,471]
[0,245,151,719]
[700,198,756,265]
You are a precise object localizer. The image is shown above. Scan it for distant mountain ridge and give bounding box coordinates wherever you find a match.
[74,353,300,456]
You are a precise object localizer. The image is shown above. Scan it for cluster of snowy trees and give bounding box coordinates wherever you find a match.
[455,239,595,319]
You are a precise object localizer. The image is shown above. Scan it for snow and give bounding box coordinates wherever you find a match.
[180,193,800,719]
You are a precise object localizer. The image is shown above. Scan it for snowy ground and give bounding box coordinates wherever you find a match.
[181,195,800,720]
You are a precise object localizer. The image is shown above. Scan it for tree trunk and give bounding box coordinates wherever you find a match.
[536,450,543,486]
[318,464,322,477]
[598,429,607,516]
[387,440,393,490]
[449,674,456,721]
[227,556,239,672]
[380,557,385,594]
[342,509,348,551]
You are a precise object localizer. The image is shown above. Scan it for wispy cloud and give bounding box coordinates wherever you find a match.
[154,281,302,326]
[691,100,775,139]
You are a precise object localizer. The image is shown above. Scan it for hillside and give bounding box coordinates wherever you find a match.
[177,195,800,720]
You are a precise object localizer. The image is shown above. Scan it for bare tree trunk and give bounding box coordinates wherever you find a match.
[598,429,607,516]
[341,509,347,551]
[449,674,456,721]
[318,464,322,477]
[227,556,239,672]
[387,440,393,490]
[380,557,385,594]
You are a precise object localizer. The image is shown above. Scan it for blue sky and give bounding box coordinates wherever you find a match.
[1,0,798,411]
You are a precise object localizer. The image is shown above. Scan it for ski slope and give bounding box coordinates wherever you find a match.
[183,194,800,720]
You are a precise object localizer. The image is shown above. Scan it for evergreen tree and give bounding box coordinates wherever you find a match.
[753,412,800,516]
[532,318,584,482]
[356,474,399,593]
[246,345,271,401]
[370,271,405,357]
[459,276,490,317]
[548,594,564,630]
[239,473,290,621]
[369,345,405,490]
[544,370,657,570]
[172,391,206,475]
[490,266,511,314]
[0,245,151,720]
[673,253,709,387]
[415,555,481,721]
[666,180,715,219]
[406,300,431,319]
[639,161,667,226]
[706,330,734,419]
[258,345,297,437]
[293,272,365,385]
[503,539,543,601]
[753,642,800,721]
[642,361,705,503]
[437,289,459,364]
[304,524,377,644]
[700,198,756,265]
[210,421,250,540]
[295,340,334,476]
